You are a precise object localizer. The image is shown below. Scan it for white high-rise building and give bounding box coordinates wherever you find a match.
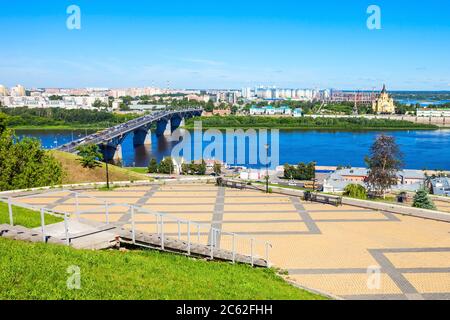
[0,85,7,96]
[241,87,253,99]
[11,84,26,97]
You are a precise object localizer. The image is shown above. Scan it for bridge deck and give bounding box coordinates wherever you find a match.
[56,108,202,153]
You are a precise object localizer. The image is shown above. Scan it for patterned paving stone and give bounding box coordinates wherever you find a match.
[10,183,450,300]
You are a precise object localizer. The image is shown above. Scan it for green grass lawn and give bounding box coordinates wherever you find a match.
[0,238,326,300]
[127,167,149,174]
[0,201,63,228]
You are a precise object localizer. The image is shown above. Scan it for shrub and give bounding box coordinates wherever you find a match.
[343,184,367,200]
[0,129,62,191]
[412,189,436,210]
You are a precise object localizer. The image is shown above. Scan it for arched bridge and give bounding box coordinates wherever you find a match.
[56,108,203,162]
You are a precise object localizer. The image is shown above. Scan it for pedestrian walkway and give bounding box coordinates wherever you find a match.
[10,183,450,300]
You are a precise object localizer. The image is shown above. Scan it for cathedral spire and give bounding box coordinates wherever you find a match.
[381,84,387,94]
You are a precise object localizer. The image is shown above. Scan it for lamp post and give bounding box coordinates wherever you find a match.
[103,142,110,190]
[264,144,269,193]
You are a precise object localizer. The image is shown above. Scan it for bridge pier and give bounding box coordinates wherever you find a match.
[171,116,184,132]
[100,143,123,163]
[113,144,123,162]
[133,128,152,146]
[156,119,172,137]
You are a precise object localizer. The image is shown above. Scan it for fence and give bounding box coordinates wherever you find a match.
[2,190,272,267]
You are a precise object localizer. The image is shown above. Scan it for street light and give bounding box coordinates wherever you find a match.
[264,144,269,193]
[102,142,110,190]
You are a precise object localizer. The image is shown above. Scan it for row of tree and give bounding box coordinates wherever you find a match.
[148,158,175,174]
[187,115,435,129]
[0,107,139,127]
[283,162,316,181]
[181,161,207,176]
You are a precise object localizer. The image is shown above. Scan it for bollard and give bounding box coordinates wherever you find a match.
[177,220,181,240]
[8,198,13,226]
[265,242,270,268]
[130,206,136,244]
[40,208,46,243]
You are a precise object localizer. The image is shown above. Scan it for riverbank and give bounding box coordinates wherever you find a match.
[185,116,438,130]
[11,125,108,131]
[11,125,110,131]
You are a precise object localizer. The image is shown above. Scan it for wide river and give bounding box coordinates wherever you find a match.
[16,129,450,170]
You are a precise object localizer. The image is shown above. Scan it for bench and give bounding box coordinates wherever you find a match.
[304,192,342,207]
[216,178,247,190]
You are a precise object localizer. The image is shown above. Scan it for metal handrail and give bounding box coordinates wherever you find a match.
[2,190,272,267]
[71,191,271,266]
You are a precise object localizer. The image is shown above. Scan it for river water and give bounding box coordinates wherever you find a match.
[15,129,450,170]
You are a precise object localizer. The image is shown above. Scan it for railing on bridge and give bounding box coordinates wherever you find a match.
[56,107,203,153]
[2,189,271,267]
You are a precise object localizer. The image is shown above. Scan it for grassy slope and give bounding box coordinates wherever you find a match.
[51,151,149,185]
[127,167,149,174]
[0,238,325,300]
[0,202,63,228]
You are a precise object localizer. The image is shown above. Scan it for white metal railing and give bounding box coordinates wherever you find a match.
[1,190,272,267]
[3,196,70,245]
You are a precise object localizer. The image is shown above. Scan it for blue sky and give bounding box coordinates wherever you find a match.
[1,0,450,90]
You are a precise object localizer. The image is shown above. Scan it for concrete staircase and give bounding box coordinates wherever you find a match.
[0,224,64,245]
[0,222,268,267]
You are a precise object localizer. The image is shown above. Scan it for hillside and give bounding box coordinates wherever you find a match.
[0,237,325,300]
[51,150,149,185]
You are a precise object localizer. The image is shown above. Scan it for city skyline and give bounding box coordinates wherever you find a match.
[1,1,450,89]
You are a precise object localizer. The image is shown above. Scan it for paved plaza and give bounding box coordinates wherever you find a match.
[14,183,450,300]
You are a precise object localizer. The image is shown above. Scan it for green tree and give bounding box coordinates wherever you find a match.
[158,157,174,174]
[147,158,158,173]
[0,128,62,191]
[412,189,436,210]
[283,162,316,180]
[92,99,109,109]
[119,103,131,111]
[0,112,7,134]
[365,135,403,198]
[181,163,190,175]
[76,144,103,169]
[213,162,222,175]
[204,101,214,112]
[198,159,207,175]
[343,184,367,200]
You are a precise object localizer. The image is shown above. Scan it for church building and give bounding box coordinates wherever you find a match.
[372,85,396,114]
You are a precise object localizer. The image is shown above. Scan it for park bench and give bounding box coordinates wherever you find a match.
[216,178,246,190]
[304,191,342,207]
